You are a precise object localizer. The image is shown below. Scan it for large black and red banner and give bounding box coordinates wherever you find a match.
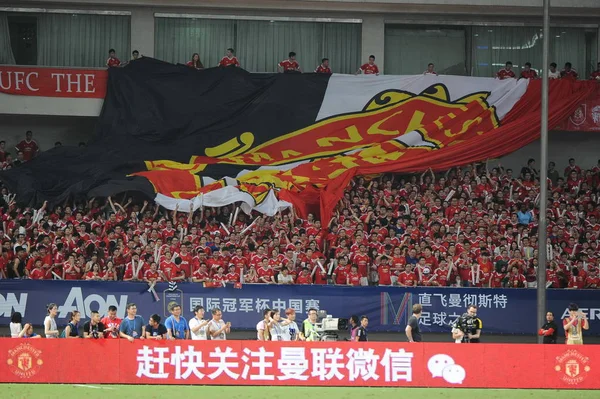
[0,58,598,221]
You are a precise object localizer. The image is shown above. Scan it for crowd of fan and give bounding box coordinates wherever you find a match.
[106,48,600,79]
[1,131,599,290]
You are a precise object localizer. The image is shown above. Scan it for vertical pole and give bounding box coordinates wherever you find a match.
[537,0,550,344]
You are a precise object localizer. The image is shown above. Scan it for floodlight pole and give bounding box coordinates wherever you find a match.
[537,0,550,344]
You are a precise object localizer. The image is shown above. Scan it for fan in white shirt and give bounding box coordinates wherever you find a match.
[189,305,210,340]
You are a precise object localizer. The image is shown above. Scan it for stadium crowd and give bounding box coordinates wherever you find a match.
[1,131,600,291]
[105,47,600,80]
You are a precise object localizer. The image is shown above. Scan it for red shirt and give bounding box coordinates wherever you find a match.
[314,267,328,285]
[16,140,39,161]
[257,267,274,283]
[123,262,144,280]
[296,273,312,285]
[496,68,516,80]
[101,316,121,339]
[520,69,538,79]
[378,264,392,285]
[398,271,417,287]
[63,263,81,280]
[591,70,600,80]
[192,269,210,281]
[29,267,45,280]
[219,56,240,67]
[508,273,526,288]
[107,57,121,68]
[347,271,361,286]
[279,59,300,72]
[144,269,161,281]
[489,271,505,288]
[315,65,332,74]
[178,252,193,277]
[433,268,450,287]
[561,69,578,80]
[360,63,379,75]
[353,253,370,277]
[225,272,240,283]
[161,261,178,281]
[585,276,599,289]
[333,265,349,285]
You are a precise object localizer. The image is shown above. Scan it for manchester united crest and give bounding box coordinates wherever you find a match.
[569,105,587,126]
[6,343,43,379]
[555,350,591,385]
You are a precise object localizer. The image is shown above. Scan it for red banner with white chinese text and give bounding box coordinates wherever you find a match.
[0,66,107,98]
[0,339,598,388]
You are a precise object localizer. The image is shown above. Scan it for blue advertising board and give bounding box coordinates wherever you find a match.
[0,281,598,335]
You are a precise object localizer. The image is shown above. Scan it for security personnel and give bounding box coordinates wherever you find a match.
[538,311,558,344]
[301,308,319,341]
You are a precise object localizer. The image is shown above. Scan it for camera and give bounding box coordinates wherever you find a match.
[314,310,348,341]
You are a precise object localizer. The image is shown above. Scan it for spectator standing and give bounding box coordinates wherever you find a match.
[145,314,168,339]
[423,63,437,75]
[15,131,39,162]
[44,303,59,338]
[282,308,300,341]
[208,308,230,340]
[560,62,578,80]
[10,312,22,338]
[0,140,6,162]
[269,310,286,341]
[563,303,589,345]
[278,52,301,73]
[520,62,538,79]
[315,58,332,74]
[256,309,272,341]
[83,310,106,339]
[405,304,422,342]
[538,311,558,344]
[62,311,81,338]
[189,305,210,340]
[591,62,600,80]
[119,303,145,341]
[186,53,204,70]
[496,61,516,80]
[547,162,560,185]
[356,316,369,342]
[548,62,560,79]
[101,305,121,339]
[106,49,121,68]
[349,315,360,341]
[165,303,189,340]
[356,55,379,75]
[218,48,240,67]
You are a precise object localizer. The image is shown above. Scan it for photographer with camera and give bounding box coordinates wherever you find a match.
[563,303,589,345]
[451,305,482,343]
[83,310,106,339]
